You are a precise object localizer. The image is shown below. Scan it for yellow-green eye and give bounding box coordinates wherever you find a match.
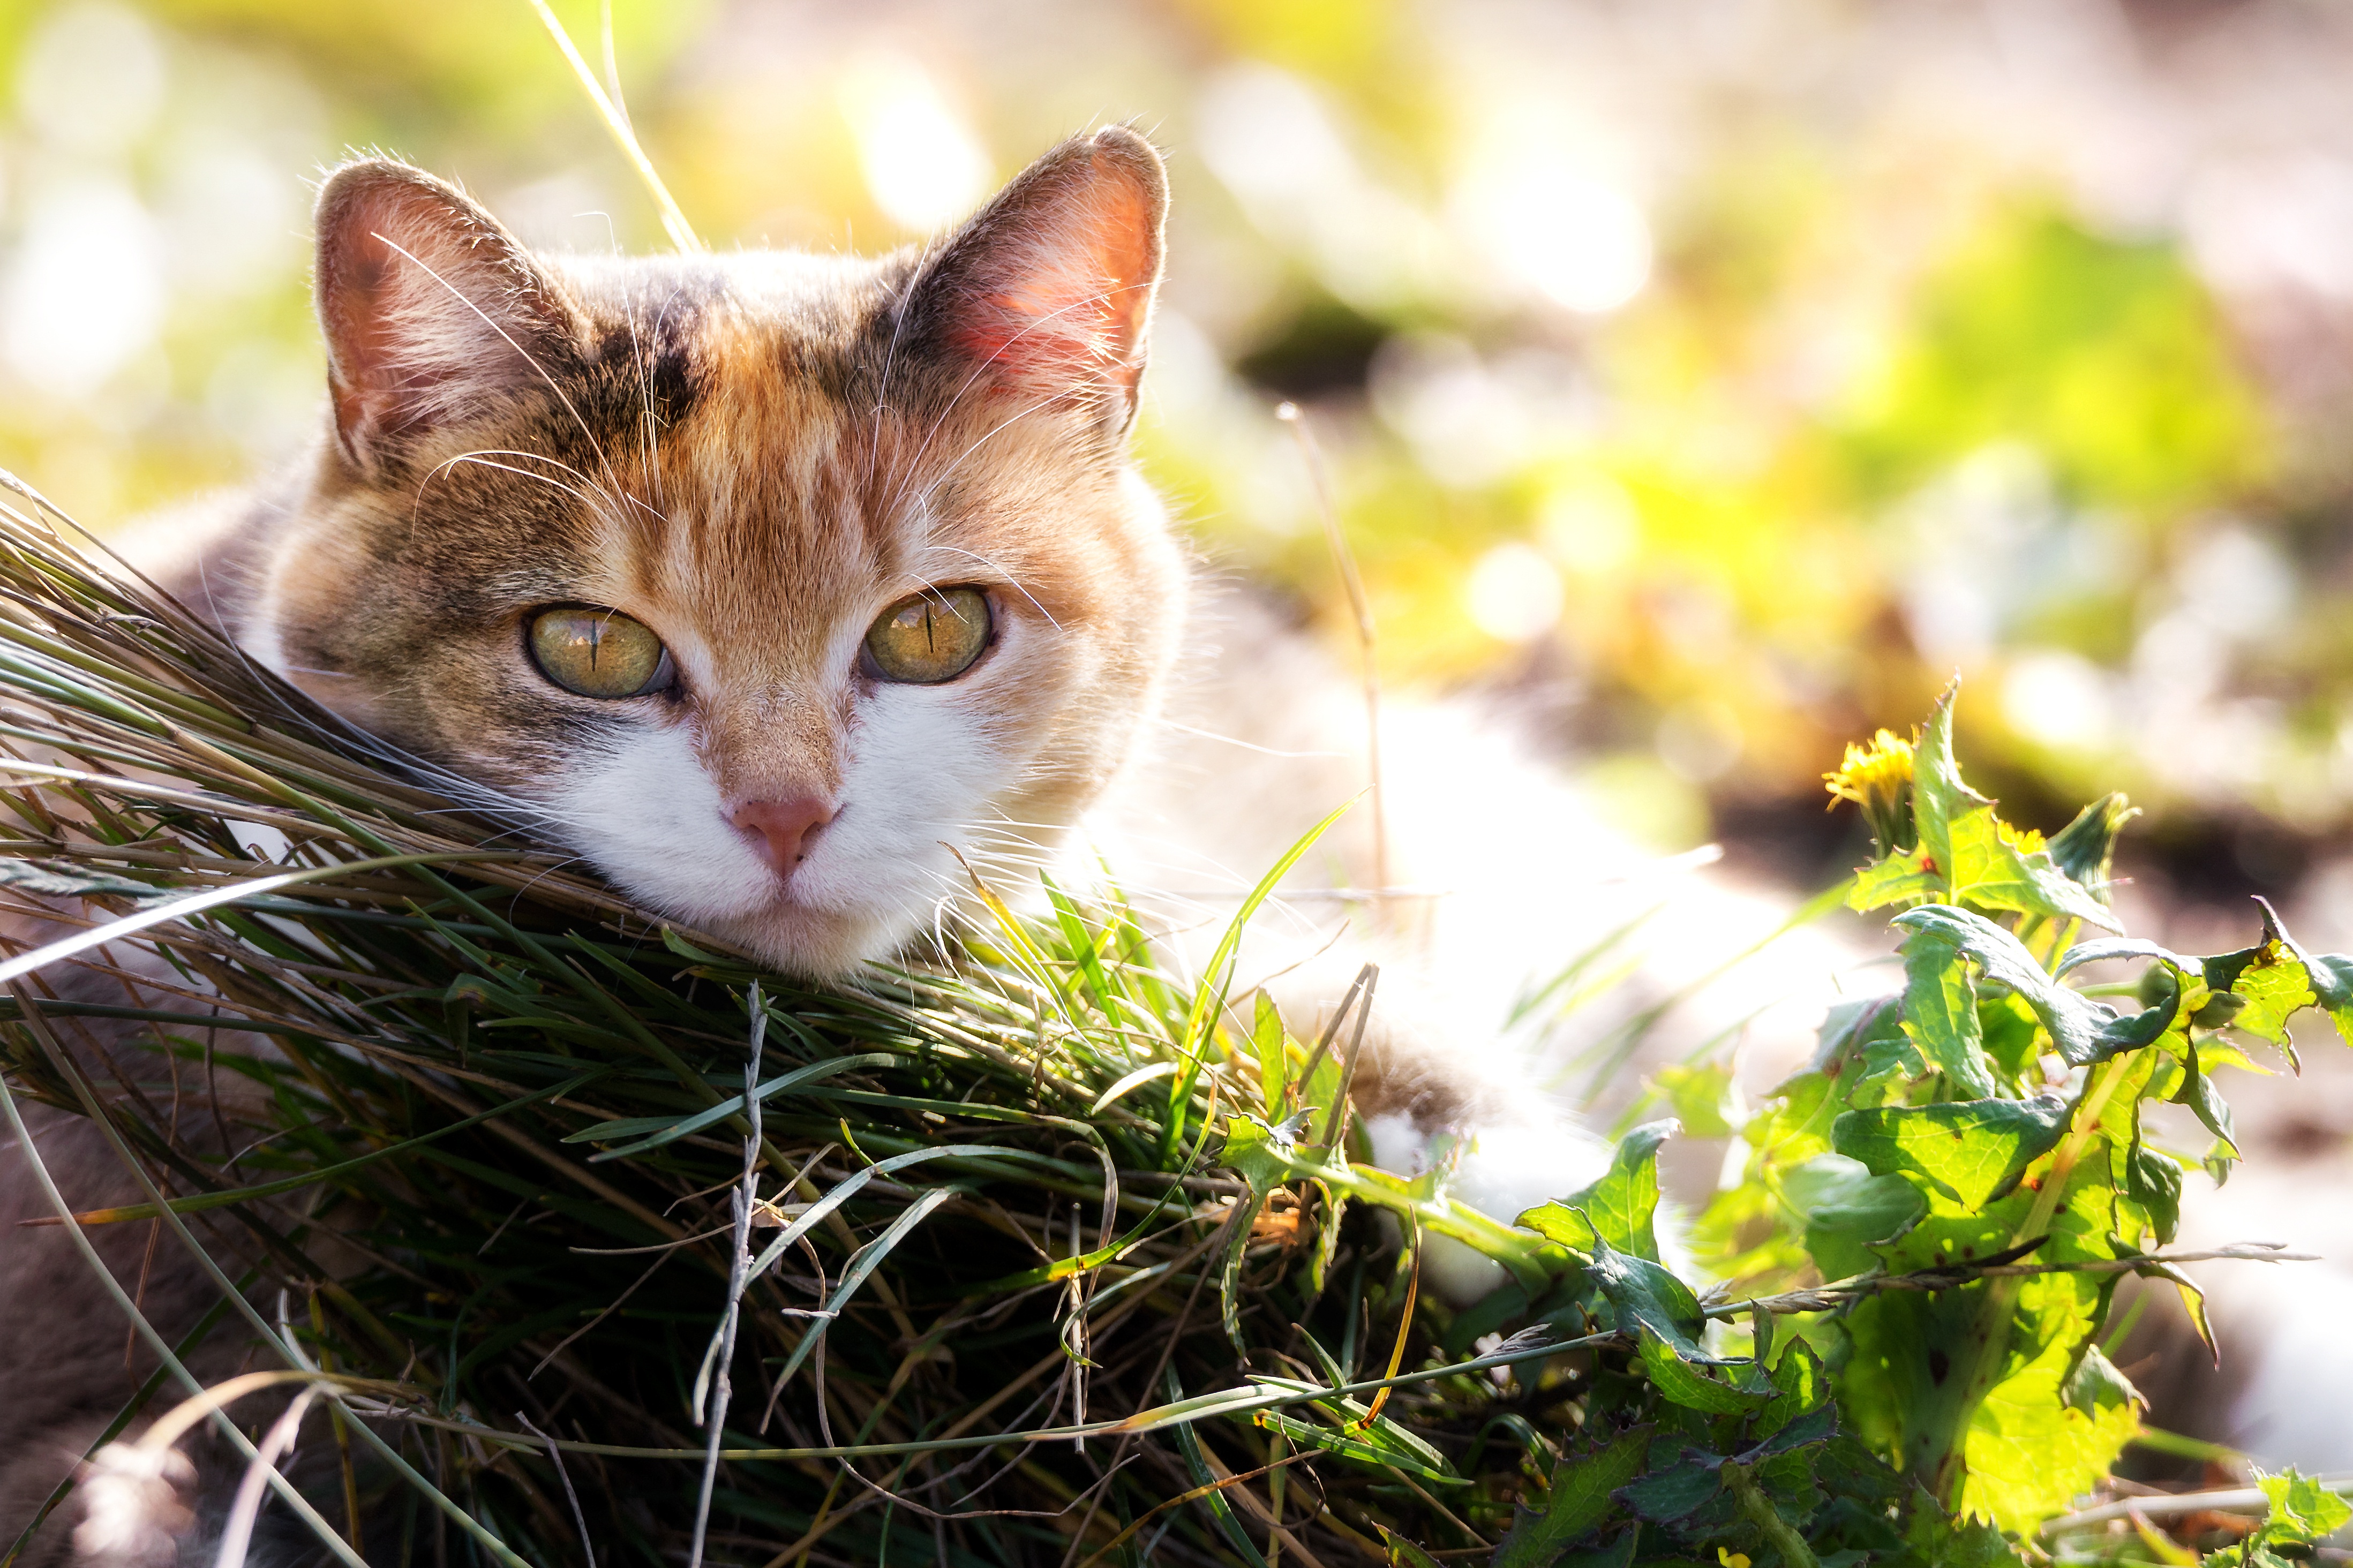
[527,607,674,699]
[863,587,992,684]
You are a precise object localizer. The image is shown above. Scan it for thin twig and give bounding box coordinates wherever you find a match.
[2044,1475,2353,1533]
[1705,1242,2317,1319]
[688,982,765,1568]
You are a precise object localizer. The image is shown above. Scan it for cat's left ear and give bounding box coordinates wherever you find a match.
[899,126,1167,433]
[313,159,588,471]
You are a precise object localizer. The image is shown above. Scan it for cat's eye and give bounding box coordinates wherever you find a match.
[527,607,674,699]
[863,587,993,684]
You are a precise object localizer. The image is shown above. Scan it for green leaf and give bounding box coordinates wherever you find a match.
[1372,1525,1444,1567]
[1944,808,2121,931]
[2172,1040,2240,1162]
[1897,905,2145,1065]
[1515,1120,1673,1262]
[1782,1153,1926,1246]
[1898,919,1998,1098]
[1754,1340,1835,1443]
[2304,951,2353,1046]
[1252,1406,1463,1485]
[2202,933,2318,1069]
[1250,990,1290,1120]
[1651,1062,1738,1139]
[1901,1487,2021,1567]
[1584,1236,1716,1362]
[1491,1426,1650,1567]
[1587,1119,1675,1263]
[1164,1365,1270,1568]
[2262,1468,2353,1540]
[2048,791,2137,902]
[1831,1096,2070,1210]
[2125,1143,2183,1247]
[1637,1328,1772,1415]
[567,1052,896,1160]
[1904,685,2121,931]
[1617,1454,1722,1524]
[1220,1112,1294,1194]
[1848,846,1944,914]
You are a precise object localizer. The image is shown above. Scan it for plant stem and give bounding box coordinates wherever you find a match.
[1723,1459,1821,1568]
[1916,1049,2140,1504]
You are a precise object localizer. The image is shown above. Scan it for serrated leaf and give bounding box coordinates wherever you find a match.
[1959,1332,2143,1534]
[1943,807,2122,931]
[1372,1525,1444,1567]
[1899,920,1998,1097]
[2261,1468,2353,1540]
[1219,1112,1295,1194]
[2241,902,2353,1052]
[1491,1426,1650,1567]
[2124,1143,2182,1246]
[2209,947,2314,1051]
[1809,994,1901,1072]
[2172,1041,2240,1161]
[1901,686,2122,930]
[1616,1454,1721,1525]
[1585,1235,1717,1362]
[1848,847,1944,914]
[1637,1328,1773,1415]
[2048,791,2136,901]
[1897,905,2149,1066]
[1749,1400,1837,1460]
[1754,1340,1834,1443]
[1831,1096,2070,1210]
[2063,1344,2142,1416]
[1514,1120,1673,1262]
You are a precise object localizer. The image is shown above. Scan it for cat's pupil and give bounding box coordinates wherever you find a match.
[864,588,991,684]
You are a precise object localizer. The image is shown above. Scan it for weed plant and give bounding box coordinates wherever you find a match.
[0,468,2347,1566]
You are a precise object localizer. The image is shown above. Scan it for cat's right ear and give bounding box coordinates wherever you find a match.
[897,126,1168,435]
[313,160,584,471]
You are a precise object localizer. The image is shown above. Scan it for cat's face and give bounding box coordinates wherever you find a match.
[250,131,1185,976]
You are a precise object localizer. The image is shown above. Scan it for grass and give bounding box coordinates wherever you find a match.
[0,467,1612,1568]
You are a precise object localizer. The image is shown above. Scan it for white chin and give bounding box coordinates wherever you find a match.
[697,896,918,981]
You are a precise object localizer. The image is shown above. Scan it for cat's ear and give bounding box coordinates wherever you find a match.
[899,126,1167,432]
[313,160,585,469]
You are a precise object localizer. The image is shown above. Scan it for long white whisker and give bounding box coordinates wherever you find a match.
[370,232,652,531]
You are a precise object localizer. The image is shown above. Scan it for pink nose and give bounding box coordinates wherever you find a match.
[730,796,837,877]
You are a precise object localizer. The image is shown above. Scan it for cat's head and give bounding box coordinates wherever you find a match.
[251,129,1186,976]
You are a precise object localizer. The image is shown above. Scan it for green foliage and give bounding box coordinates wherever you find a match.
[1843,204,2271,514]
[2,472,2346,1565]
[2206,1472,2353,1566]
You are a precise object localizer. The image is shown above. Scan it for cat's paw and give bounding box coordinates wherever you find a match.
[73,1442,196,1568]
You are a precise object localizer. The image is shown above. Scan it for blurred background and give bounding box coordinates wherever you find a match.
[4,0,2353,952]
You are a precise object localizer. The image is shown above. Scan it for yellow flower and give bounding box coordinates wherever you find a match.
[1823,727,1917,855]
[1719,1550,1751,1568]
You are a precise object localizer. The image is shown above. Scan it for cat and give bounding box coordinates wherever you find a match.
[0,128,1858,1565]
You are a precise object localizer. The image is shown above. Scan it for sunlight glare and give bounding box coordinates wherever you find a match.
[1457,150,1652,315]
[839,54,991,233]
[1466,541,1566,643]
